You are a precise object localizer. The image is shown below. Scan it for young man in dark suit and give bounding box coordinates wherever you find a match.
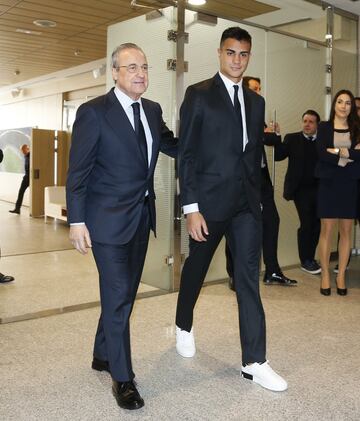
[275,110,321,274]
[66,43,177,410]
[175,27,287,392]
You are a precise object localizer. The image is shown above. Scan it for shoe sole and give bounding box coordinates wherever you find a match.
[241,371,287,392]
[300,267,321,275]
[176,346,196,358]
[263,281,297,286]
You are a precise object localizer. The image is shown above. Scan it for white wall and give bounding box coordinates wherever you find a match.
[0,63,106,205]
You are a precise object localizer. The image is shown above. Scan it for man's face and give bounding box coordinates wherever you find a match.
[355,99,360,118]
[112,48,148,100]
[218,38,251,83]
[248,79,261,95]
[302,114,318,136]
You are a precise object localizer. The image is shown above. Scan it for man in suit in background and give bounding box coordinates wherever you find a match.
[0,148,15,283]
[175,27,287,392]
[66,43,177,410]
[275,110,321,274]
[9,144,30,215]
[226,76,297,288]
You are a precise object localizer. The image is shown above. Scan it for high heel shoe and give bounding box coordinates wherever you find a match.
[336,278,347,296]
[320,287,331,296]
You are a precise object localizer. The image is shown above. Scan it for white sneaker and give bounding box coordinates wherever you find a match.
[241,361,288,392]
[176,326,196,358]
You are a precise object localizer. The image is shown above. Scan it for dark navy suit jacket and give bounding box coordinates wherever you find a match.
[66,88,177,245]
[178,73,264,221]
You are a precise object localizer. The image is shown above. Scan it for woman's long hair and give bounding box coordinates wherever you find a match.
[329,89,360,144]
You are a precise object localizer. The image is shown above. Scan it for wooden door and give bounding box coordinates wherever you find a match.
[57,130,71,186]
[30,129,55,217]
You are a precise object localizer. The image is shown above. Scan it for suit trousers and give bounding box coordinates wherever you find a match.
[226,169,280,277]
[293,184,320,263]
[15,175,29,211]
[91,201,150,382]
[176,210,266,364]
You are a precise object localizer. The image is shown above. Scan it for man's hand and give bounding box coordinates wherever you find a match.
[186,212,209,242]
[69,225,92,255]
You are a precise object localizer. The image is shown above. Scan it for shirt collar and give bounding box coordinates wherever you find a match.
[218,71,243,93]
[303,132,317,141]
[114,86,141,109]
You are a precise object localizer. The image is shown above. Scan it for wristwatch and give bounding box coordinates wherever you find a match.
[334,148,340,155]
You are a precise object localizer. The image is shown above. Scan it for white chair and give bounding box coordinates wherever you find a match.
[44,186,67,222]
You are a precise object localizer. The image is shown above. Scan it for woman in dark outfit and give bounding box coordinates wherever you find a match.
[316,90,360,296]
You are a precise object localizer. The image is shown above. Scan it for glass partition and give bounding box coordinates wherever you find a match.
[107,9,177,291]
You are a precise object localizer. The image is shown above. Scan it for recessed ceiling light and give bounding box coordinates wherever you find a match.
[33,19,57,28]
[188,0,207,5]
[16,28,42,35]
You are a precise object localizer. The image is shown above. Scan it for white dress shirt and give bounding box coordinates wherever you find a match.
[114,86,153,166]
[183,72,249,215]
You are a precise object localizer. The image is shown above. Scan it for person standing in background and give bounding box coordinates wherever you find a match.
[0,148,15,283]
[316,90,360,296]
[275,110,321,275]
[226,76,297,288]
[9,144,30,215]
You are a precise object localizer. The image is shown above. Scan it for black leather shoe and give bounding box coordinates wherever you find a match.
[0,273,15,283]
[112,380,144,410]
[263,272,297,286]
[92,357,110,373]
[9,209,20,214]
[228,277,235,291]
[320,288,331,296]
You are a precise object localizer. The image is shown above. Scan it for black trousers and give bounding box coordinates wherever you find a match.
[15,175,29,210]
[176,210,266,364]
[226,169,280,277]
[293,185,320,263]
[91,202,150,382]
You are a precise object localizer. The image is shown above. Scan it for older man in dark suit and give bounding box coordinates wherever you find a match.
[66,43,177,410]
[175,27,287,392]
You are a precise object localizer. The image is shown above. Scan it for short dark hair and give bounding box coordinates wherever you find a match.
[302,109,321,123]
[242,76,261,89]
[220,27,252,48]
[355,97,360,102]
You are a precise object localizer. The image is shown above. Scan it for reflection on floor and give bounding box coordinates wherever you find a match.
[1,266,359,420]
[0,200,159,323]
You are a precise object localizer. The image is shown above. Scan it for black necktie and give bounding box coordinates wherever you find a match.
[233,85,243,140]
[131,102,148,165]
[308,136,313,142]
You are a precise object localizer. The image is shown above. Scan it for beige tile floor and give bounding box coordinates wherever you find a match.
[1,199,360,419]
[1,270,360,420]
[0,201,158,322]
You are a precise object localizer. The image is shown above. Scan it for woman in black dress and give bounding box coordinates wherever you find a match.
[316,90,360,296]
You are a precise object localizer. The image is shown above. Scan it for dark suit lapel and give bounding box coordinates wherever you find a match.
[104,89,136,142]
[213,74,240,126]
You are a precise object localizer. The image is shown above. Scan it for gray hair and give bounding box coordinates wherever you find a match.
[111,43,144,68]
